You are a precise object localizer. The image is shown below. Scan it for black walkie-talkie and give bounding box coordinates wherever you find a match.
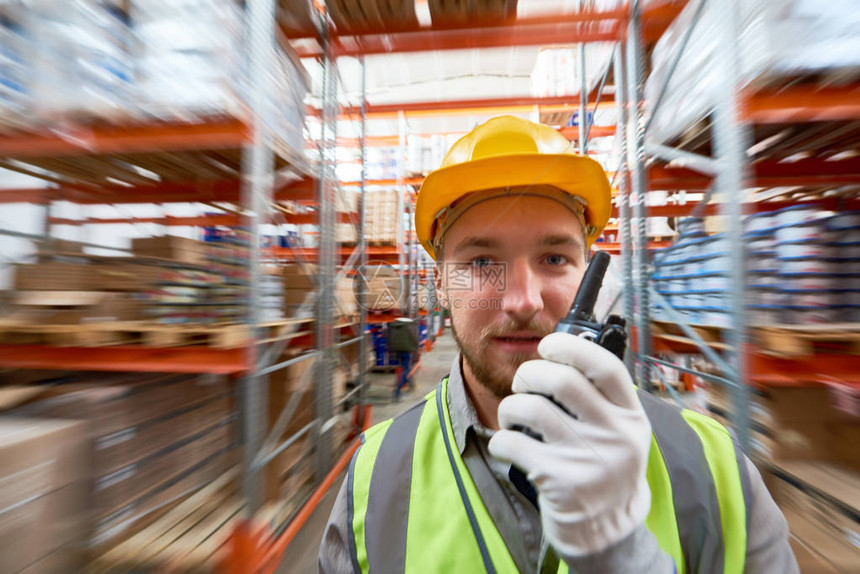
[553,250,627,358]
[507,250,628,508]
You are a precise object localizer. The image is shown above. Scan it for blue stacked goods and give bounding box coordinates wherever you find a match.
[652,207,860,327]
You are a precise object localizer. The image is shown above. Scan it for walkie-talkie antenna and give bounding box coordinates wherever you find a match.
[555,250,610,334]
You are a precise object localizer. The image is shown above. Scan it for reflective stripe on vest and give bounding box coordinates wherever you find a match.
[348,378,748,574]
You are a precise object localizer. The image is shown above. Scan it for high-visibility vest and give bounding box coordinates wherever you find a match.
[347,377,751,574]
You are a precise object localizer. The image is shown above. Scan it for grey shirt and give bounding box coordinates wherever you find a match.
[319,354,798,573]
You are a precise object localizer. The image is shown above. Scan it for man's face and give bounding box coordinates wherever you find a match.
[436,195,587,398]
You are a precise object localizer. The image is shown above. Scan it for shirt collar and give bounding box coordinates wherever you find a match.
[446,352,489,454]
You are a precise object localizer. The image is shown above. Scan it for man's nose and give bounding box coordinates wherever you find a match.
[502,260,543,322]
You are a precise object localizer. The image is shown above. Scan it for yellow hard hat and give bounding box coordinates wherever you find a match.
[415,115,611,260]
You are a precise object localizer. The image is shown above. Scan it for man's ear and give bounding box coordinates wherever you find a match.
[435,263,449,309]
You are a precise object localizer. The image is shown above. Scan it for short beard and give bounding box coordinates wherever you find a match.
[451,316,554,399]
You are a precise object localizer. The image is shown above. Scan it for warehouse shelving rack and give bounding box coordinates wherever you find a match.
[614,0,860,449]
[0,1,377,570]
[0,2,701,570]
[283,0,754,569]
[233,3,690,570]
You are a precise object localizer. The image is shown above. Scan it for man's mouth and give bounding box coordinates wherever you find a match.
[491,332,544,350]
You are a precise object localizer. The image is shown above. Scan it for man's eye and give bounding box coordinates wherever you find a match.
[471,256,493,268]
[545,254,568,266]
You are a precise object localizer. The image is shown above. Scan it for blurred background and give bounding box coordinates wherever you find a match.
[0,0,858,572]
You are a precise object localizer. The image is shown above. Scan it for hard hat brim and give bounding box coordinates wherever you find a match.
[416,153,611,259]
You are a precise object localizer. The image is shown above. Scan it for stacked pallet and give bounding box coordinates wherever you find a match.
[4,372,238,556]
[0,418,91,573]
[365,189,402,246]
[702,379,860,571]
[262,347,358,515]
[89,470,240,573]
[263,351,318,504]
[7,247,240,327]
[429,0,517,25]
[0,1,307,154]
[326,0,417,32]
[765,462,860,573]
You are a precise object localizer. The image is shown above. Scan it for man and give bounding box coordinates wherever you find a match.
[387,317,419,400]
[319,116,798,573]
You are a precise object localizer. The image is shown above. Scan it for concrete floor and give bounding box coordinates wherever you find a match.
[276,331,459,573]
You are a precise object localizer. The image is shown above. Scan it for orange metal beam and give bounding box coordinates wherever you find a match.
[49,214,242,226]
[0,345,247,374]
[746,345,860,388]
[646,157,860,192]
[267,245,401,263]
[559,125,616,140]
[593,241,671,254]
[49,211,356,226]
[334,125,615,148]
[649,336,860,388]
[610,196,860,219]
[340,177,424,187]
[0,178,322,205]
[7,156,856,208]
[742,84,860,124]
[310,93,615,119]
[641,1,688,43]
[287,8,626,40]
[0,118,249,157]
[0,188,53,204]
[293,10,623,57]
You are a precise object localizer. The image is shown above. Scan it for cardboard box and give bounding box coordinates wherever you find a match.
[92,262,165,291]
[336,223,357,244]
[12,290,147,324]
[828,382,860,418]
[769,421,836,461]
[832,422,860,471]
[766,386,836,424]
[37,239,84,255]
[95,417,235,519]
[13,263,95,291]
[284,288,312,306]
[336,277,358,317]
[132,236,207,266]
[0,418,90,573]
[94,394,232,476]
[268,351,316,431]
[265,351,317,501]
[766,462,860,573]
[282,264,317,289]
[16,374,220,436]
[92,448,236,548]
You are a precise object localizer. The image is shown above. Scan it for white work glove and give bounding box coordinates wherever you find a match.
[488,332,652,558]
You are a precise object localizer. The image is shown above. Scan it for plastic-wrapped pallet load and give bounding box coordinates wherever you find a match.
[652,222,734,328]
[0,6,35,131]
[132,0,244,121]
[0,0,136,127]
[646,0,860,144]
[530,44,615,100]
[0,1,309,162]
[654,206,860,328]
[133,0,309,157]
